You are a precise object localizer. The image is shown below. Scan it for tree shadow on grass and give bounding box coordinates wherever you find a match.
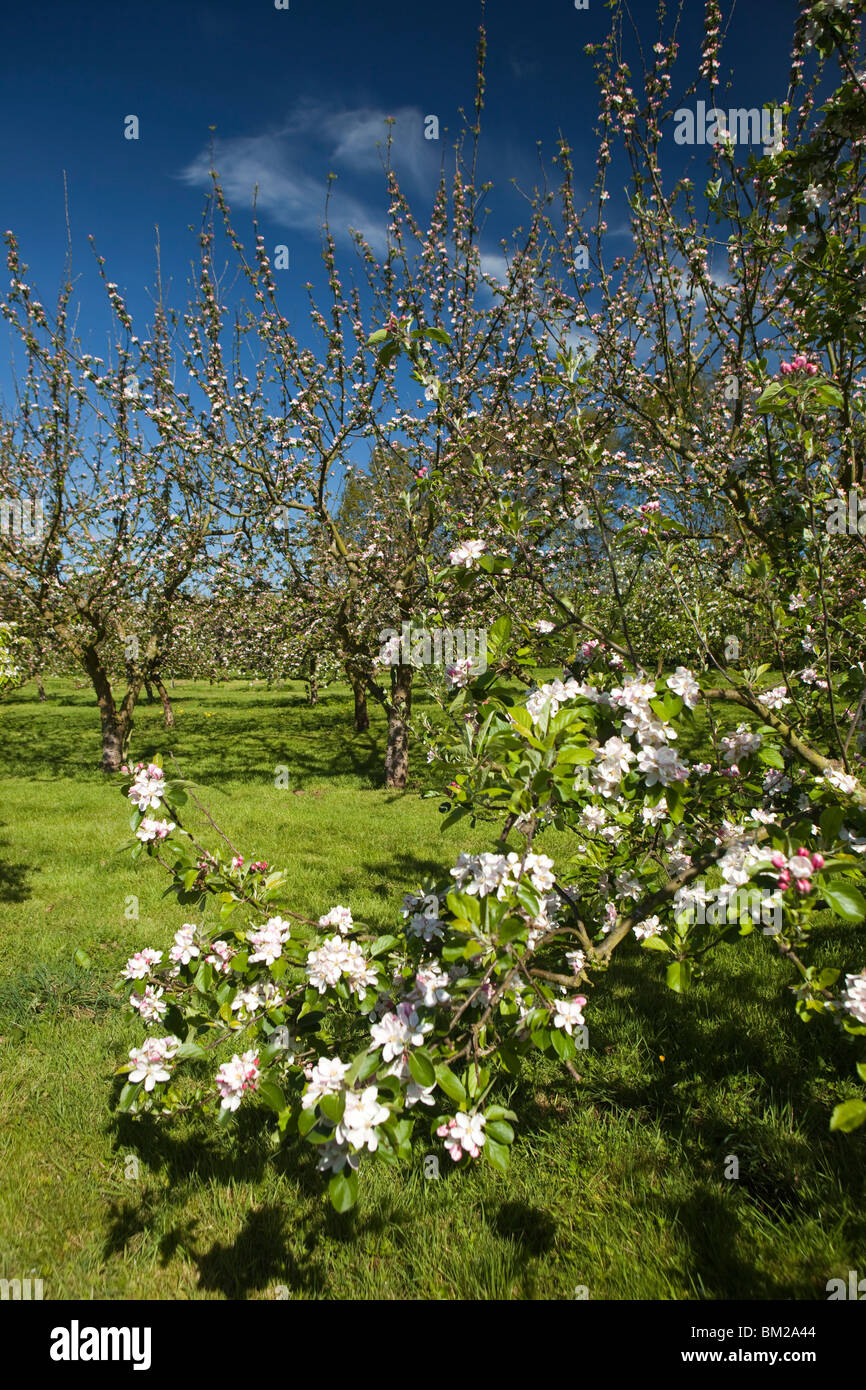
[657,1185,811,1299]
[105,1100,404,1298]
[192,1205,322,1300]
[491,1201,557,1257]
[558,936,866,1297]
[324,850,458,903]
[0,832,34,903]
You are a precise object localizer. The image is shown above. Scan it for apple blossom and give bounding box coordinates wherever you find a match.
[215,1051,260,1111]
[303,1056,350,1109]
[318,905,354,935]
[128,1035,180,1092]
[136,817,176,843]
[553,997,587,1034]
[334,1086,390,1152]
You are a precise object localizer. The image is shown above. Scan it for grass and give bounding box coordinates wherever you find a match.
[0,676,863,1299]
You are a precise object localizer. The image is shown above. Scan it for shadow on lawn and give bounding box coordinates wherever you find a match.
[0,832,33,903]
[582,941,865,1294]
[326,850,460,903]
[0,688,390,786]
[105,1107,403,1298]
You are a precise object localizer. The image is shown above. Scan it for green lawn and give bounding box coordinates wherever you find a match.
[0,678,863,1299]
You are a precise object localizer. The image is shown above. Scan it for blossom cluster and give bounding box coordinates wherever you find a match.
[306,935,378,995]
[437,1111,486,1160]
[127,762,166,812]
[247,916,292,965]
[215,1051,260,1111]
[720,724,762,766]
[770,848,824,895]
[450,850,556,898]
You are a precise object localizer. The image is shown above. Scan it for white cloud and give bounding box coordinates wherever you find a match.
[478,251,511,284]
[177,102,438,255]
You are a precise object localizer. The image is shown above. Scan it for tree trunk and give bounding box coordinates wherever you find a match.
[83,645,138,772]
[36,676,46,702]
[101,717,126,773]
[349,670,369,732]
[307,654,319,706]
[154,674,175,729]
[384,663,412,788]
[83,650,131,772]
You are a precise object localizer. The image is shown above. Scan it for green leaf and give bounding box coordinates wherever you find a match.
[446,891,479,924]
[757,747,785,769]
[118,1080,143,1110]
[258,1080,286,1113]
[328,1169,359,1212]
[483,1137,510,1174]
[755,381,786,412]
[641,934,672,952]
[487,615,512,658]
[192,961,213,995]
[550,1027,576,1060]
[298,1106,318,1137]
[812,381,844,410]
[498,915,528,945]
[439,806,469,833]
[434,1064,467,1104]
[666,783,685,825]
[319,1091,346,1125]
[497,1040,523,1075]
[73,948,92,969]
[345,1048,378,1086]
[367,935,400,958]
[378,341,399,368]
[666,960,692,993]
[650,693,682,722]
[485,1119,515,1144]
[829,1099,866,1133]
[820,805,846,843]
[485,1104,518,1122]
[367,327,389,345]
[823,884,866,922]
[408,1048,436,1088]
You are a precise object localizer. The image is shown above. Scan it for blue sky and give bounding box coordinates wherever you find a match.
[0,0,803,385]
